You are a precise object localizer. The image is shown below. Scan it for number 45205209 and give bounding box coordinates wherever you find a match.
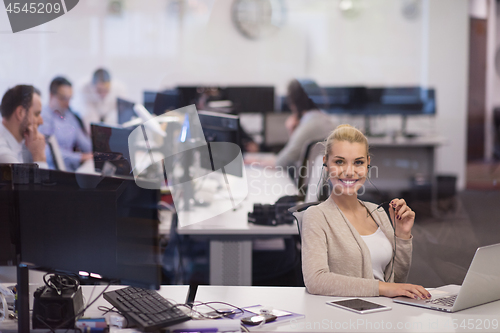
[6,2,62,14]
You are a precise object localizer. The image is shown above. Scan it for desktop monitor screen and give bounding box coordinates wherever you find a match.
[17,169,161,289]
[198,110,240,146]
[0,164,20,265]
[177,86,208,108]
[225,86,275,113]
[91,124,134,177]
[198,110,242,177]
[143,90,179,116]
[177,86,275,114]
[117,98,137,125]
[318,86,436,115]
[378,87,436,115]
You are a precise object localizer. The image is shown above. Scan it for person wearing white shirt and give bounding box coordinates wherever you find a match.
[74,68,127,133]
[0,85,48,169]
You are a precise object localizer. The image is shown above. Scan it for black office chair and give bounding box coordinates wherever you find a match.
[288,201,322,238]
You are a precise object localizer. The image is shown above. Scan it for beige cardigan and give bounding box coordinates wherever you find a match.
[301,197,412,296]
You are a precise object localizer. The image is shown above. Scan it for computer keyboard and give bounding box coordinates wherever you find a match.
[103,286,191,332]
[427,294,457,307]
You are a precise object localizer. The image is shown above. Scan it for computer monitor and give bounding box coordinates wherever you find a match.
[198,110,242,178]
[319,86,436,116]
[117,98,137,125]
[91,124,134,177]
[377,87,436,115]
[0,164,23,265]
[225,86,275,113]
[177,86,209,108]
[264,112,290,150]
[144,90,179,115]
[177,86,275,114]
[15,168,161,289]
[198,110,240,146]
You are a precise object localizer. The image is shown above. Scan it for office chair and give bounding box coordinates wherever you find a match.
[288,201,321,238]
[297,140,329,202]
[46,135,67,171]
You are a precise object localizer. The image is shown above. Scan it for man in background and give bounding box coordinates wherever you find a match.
[0,85,48,168]
[75,68,127,132]
[39,77,92,171]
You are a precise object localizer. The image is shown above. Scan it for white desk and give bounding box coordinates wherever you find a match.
[77,159,298,285]
[88,285,500,333]
[3,285,498,332]
[175,164,298,286]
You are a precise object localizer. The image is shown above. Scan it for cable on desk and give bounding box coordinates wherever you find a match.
[98,305,130,328]
[43,272,80,296]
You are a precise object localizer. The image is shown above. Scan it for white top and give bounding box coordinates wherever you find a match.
[360,227,393,281]
[0,121,48,169]
[74,80,127,133]
[0,121,24,163]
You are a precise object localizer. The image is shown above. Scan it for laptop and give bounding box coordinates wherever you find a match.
[394,243,500,312]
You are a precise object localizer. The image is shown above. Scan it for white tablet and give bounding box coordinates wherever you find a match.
[326,298,392,314]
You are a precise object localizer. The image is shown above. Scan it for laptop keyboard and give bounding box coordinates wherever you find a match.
[426,295,457,307]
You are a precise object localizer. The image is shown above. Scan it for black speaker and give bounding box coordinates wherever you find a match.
[32,285,84,329]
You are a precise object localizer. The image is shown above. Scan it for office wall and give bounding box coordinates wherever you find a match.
[0,0,469,188]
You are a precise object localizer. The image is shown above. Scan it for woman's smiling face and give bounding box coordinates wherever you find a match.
[324,140,370,196]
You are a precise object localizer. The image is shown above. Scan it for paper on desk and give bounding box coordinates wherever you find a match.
[244,305,292,317]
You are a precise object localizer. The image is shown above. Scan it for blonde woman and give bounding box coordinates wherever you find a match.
[302,124,430,299]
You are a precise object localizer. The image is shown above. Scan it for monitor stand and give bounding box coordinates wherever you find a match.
[17,263,30,332]
[364,116,386,138]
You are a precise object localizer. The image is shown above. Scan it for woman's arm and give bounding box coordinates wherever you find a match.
[301,208,379,296]
[379,199,430,299]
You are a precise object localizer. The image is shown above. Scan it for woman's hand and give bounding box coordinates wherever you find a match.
[389,198,414,239]
[379,281,431,299]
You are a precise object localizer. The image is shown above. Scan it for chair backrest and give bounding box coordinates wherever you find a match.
[288,201,321,238]
[46,135,66,171]
[297,140,327,202]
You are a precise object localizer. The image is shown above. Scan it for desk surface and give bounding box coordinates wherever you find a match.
[78,159,298,236]
[92,285,500,332]
[175,164,298,236]
[2,285,497,332]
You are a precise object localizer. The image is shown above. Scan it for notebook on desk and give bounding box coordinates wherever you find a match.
[394,243,500,312]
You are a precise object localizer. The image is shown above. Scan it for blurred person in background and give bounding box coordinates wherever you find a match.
[0,85,48,168]
[276,79,336,173]
[74,68,127,132]
[39,77,92,171]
